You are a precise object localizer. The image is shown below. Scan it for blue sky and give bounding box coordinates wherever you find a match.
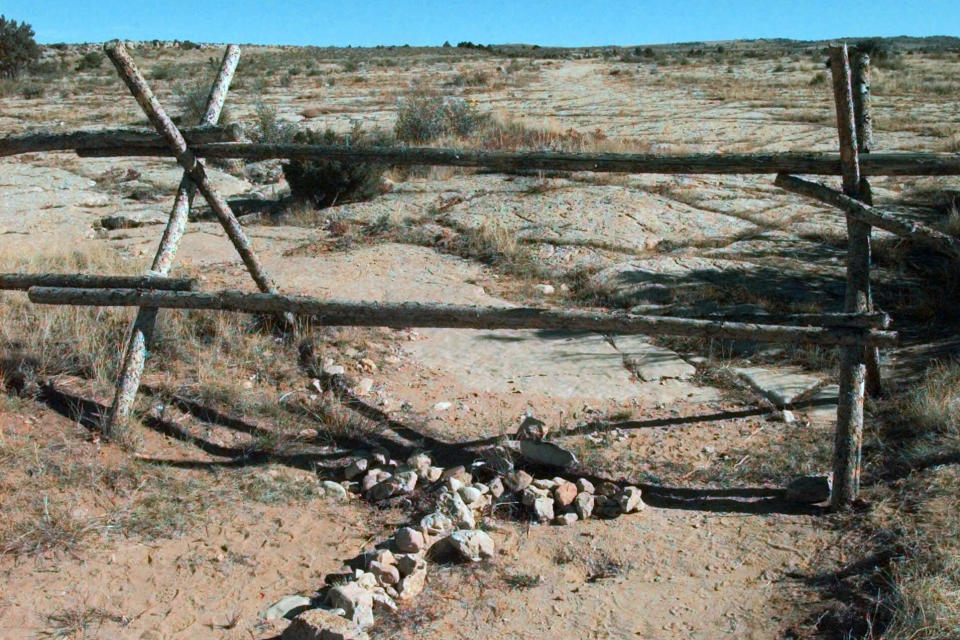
[6,1,959,46]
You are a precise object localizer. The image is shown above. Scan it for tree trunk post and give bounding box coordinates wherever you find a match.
[105,44,241,435]
[830,44,870,509]
[103,41,282,299]
[851,49,883,397]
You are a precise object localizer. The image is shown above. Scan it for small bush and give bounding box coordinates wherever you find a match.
[150,62,177,80]
[282,125,389,209]
[75,51,104,72]
[0,15,40,79]
[19,81,44,99]
[174,79,233,126]
[250,103,296,143]
[394,93,488,143]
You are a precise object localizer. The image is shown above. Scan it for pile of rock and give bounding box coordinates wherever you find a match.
[504,470,643,524]
[280,449,644,638]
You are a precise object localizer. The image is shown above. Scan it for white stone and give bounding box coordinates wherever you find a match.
[447,529,495,561]
[263,594,312,620]
[321,481,348,499]
[532,496,555,522]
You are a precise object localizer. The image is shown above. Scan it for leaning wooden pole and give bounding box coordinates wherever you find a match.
[103,41,280,298]
[852,49,882,396]
[106,44,241,434]
[25,287,900,348]
[774,175,960,260]
[830,44,869,509]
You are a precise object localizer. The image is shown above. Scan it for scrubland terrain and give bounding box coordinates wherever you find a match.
[1,38,959,639]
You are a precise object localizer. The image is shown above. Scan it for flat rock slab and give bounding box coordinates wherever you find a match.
[259,243,713,406]
[735,366,824,407]
[612,335,696,381]
[800,383,840,422]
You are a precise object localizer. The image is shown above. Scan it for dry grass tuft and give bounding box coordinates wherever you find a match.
[0,247,137,387]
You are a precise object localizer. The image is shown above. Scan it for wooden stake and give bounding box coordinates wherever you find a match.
[830,44,869,509]
[851,50,882,397]
[106,44,240,433]
[25,287,899,348]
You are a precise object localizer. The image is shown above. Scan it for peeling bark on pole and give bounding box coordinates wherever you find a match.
[103,41,279,297]
[26,287,899,348]
[830,44,869,509]
[775,175,960,260]
[852,50,882,396]
[107,44,241,433]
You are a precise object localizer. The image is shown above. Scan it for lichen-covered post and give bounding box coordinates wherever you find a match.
[830,44,870,508]
[105,45,240,436]
[852,49,883,397]
[103,41,281,297]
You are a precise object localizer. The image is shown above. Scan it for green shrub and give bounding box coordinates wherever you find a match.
[0,15,40,79]
[175,79,233,126]
[394,93,488,143]
[282,126,389,209]
[19,81,43,99]
[250,103,296,143]
[75,51,103,72]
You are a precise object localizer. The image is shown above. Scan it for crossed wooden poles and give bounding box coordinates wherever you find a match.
[11,41,938,508]
[102,41,287,433]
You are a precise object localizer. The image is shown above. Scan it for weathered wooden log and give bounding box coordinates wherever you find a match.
[669,311,890,329]
[830,44,868,509]
[776,174,960,260]
[852,50,882,396]
[851,50,874,155]
[104,41,281,299]
[93,143,960,176]
[107,44,241,433]
[0,125,238,157]
[26,287,900,348]
[0,273,195,291]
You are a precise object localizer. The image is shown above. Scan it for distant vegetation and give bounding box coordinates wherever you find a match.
[0,15,40,79]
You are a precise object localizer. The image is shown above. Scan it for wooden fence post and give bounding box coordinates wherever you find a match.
[103,41,282,299]
[105,45,240,434]
[852,49,883,397]
[830,44,870,509]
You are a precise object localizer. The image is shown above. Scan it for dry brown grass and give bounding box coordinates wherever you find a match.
[0,247,136,388]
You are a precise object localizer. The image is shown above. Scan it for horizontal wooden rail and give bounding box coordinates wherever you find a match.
[0,273,195,291]
[776,174,960,259]
[655,310,891,329]
[0,125,239,157]
[26,287,899,347]
[71,143,960,176]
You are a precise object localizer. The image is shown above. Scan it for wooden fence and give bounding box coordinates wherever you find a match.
[3,41,959,508]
